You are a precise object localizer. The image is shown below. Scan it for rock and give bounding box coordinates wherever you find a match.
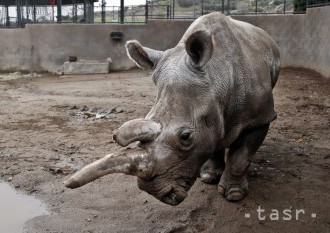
[84,112,95,118]
[80,105,89,111]
[70,105,79,110]
[95,113,105,119]
[115,107,125,113]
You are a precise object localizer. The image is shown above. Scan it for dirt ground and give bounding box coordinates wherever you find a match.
[0,68,329,233]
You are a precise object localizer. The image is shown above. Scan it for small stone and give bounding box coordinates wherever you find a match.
[95,113,105,119]
[80,105,89,111]
[70,105,79,110]
[115,107,124,113]
[84,112,95,118]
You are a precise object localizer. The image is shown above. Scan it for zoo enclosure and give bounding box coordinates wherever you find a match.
[0,0,329,28]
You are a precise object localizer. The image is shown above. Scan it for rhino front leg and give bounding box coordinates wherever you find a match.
[200,148,225,184]
[218,124,270,201]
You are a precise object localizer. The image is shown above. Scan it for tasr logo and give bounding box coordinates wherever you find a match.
[245,206,317,221]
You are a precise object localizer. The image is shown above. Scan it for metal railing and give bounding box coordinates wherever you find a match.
[1,0,329,28]
[93,4,147,24]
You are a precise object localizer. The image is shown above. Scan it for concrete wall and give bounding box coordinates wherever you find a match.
[0,6,329,77]
[233,6,330,78]
[0,21,192,74]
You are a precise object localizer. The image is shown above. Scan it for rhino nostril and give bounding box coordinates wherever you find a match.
[161,188,186,206]
[163,189,177,204]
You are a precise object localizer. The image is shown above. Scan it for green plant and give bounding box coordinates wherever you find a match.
[177,0,194,8]
[293,0,307,11]
[248,6,264,12]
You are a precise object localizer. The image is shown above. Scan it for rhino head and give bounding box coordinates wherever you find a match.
[65,30,221,206]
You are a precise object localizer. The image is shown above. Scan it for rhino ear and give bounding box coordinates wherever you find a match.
[125,40,164,69]
[185,30,213,68]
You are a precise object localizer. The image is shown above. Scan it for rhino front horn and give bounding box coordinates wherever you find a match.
[64,148,153,189]
[113,118,161,147]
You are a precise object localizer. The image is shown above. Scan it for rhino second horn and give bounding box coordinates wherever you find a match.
[113,118,161,147]
[64,148,153,189]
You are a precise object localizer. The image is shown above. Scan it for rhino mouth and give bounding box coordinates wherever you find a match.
[161,188,186,206]
[138,176,195,206]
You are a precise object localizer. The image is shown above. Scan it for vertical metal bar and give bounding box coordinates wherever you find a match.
[145,3,148,23]
[84,0,87,23]
[73,0,77,23]
[283,0,286,14]
[222,0,225,14]
[201,0,204,15]
[6,5,10,27]
[193,0,195,18]
[255,0,258,15]
[167,5,170,19]
[16,0,22,28]
[172,0,175,19]
[120,0,124,24]
[26,0,29,21]
[57,0,62,23]
[101,0,105,23]
[33,5,36,22]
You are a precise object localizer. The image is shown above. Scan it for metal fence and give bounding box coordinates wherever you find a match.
[93,3,147,23]
[1,0,329,28]
[0,0,96,28]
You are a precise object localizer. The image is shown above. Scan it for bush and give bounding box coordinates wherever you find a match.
[293,0,306,11]
[248,6,264,12]
[203,4,222,11]
[273,0,283,5]
[178,0,194,8]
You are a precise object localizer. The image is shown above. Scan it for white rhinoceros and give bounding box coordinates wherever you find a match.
[65,12,280,206]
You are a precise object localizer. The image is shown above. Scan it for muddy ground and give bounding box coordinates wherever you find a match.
[0,68,329,233]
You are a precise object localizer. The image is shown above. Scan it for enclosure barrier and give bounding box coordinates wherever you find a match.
[1,0,328,28]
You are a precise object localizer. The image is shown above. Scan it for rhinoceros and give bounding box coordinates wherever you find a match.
[64,12,280,206]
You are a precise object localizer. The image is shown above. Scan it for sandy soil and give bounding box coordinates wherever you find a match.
[0,68,329,233]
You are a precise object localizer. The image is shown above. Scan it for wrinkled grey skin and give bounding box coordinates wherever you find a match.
[65,13,280,206]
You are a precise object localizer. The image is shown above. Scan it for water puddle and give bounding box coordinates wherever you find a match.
[0,181,48,233]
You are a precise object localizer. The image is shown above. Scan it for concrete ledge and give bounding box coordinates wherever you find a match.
[63,61,110,75]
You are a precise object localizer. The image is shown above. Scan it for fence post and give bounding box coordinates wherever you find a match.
[72,0,78,23]
[101,0,105,23]
[5,5,10,27]
[193,0,196,18]
[284,0,286,14]
[222,0,225,14]
[120,0,124,24]
[201,0,204,15]
[83,0,88,22]
[145,3,149,23]
[172,0,175,19]
[167,5,170,19]
[57,0,62,23]
[16,0,22,27]
[255,0,258,15]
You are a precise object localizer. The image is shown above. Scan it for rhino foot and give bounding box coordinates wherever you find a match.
[217,175,248,202]
[200,160,224,184]
[200,152,225,184]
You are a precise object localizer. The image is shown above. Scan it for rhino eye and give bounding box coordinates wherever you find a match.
[180,132,191,141]
[178,130,194,149]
